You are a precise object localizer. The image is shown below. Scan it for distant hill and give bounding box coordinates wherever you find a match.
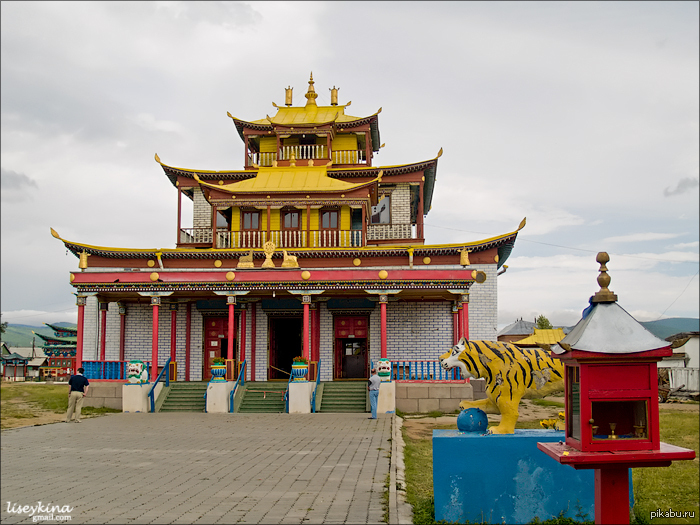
[640,318,699,340]
[1,323,77,348]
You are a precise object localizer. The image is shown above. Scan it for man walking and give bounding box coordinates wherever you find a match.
[66,367,89,423]
[368,367,381,419]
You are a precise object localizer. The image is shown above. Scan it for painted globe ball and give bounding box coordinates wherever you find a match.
[457,408,488,432]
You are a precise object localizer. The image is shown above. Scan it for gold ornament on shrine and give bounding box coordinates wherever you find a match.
[262,241,277,268]
[460,249,471,266]
[237,249,255,269]
[78,250,90,270]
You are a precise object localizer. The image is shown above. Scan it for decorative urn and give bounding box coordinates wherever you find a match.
[291,357,309,382]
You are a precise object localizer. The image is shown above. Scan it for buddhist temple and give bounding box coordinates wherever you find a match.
[51,74,524,402]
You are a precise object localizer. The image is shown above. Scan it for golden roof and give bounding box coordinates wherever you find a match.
[194,165,380,195]
[513,328,566,346]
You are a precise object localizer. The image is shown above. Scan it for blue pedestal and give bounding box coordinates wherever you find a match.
[433,429,630,524]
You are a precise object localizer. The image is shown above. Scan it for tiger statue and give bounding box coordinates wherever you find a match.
[439,337,564,434]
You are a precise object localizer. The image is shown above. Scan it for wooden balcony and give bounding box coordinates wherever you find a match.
[179,228,363,249]
[247,147,367,167]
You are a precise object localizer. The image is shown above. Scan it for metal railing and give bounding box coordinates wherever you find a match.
[391,360,464,383]
[82,360,150,381]
[284,370,294,413]
[367,223,413,241]
[229,359,247,413]
[148,357,171,413]
[311,359,322,413]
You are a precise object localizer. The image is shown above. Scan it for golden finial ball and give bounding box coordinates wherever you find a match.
[214,260,222,268]
[353,258,361,266]
[301,271,311,280]
[378,270,388,280]
[150,272,159,281]
[226,272,235,281]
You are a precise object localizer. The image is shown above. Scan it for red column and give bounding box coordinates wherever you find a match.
[76,296,86,370]
[380,295,388,359]
[303,297,310,362]
[310,304,317,363]
[151,297,160,382]
[452,305,459,345]
[227,296,236,360]
[595,468,630,524]
[240,306,247,373]
[457,305,464,340]
[462,295,470,340]
[119,305,126,362]
[99,302,108,361]
[176,186,182,244]
[170,302,178,379]
[185,301,191,382]
[250,302,256,382]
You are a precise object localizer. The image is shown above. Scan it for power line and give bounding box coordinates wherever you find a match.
[656,270,699,320]
[424,223,700,264]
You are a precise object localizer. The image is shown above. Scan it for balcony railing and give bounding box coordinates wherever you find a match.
[332,149,367,165]
[367,223,413,241]
[179,228,363,249]
[279,144,327,161]
[246,148,367,167]
[371,360,465,383]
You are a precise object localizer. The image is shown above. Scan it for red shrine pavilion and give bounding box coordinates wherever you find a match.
[51,73,524,387]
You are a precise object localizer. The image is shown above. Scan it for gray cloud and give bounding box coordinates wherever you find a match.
[664,178,699,197]
[1,168,39,201]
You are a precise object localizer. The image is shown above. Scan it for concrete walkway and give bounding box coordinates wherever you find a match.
[1,413,401,524]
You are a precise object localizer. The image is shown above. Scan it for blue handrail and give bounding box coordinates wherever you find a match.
[148,357,171,413]
[284,369,294,413]
[229,359,247,413]
[311,360,322,413]
[372,359,463,382]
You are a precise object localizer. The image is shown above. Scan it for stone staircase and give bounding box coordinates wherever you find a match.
[318,381,368,413]
[158,382,207,412]
[237,382,287,413]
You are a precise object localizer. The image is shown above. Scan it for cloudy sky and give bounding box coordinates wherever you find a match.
[2,1,698,330]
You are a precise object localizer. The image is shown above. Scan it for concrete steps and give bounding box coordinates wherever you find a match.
[159,382,207,412]
[319,381,368,413]
[238,382,287,413]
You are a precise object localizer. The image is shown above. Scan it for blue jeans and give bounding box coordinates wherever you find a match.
[369,389,379,418]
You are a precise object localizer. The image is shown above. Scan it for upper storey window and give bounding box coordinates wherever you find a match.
[321,209,339,230]
[282,209,300,230]
[242,210,260,230]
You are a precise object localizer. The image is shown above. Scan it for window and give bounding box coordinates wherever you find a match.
[282,209,300,230]
[242,210,260,231]
[321,209,338,230]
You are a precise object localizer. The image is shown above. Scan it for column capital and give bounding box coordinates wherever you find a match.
[151,296,161,306]
[460,293,469,304]
[117,302,127,315]
[379,295,389,303]
[169,302,179,311]
[76,296,88,307]
[227,295,236,305]
[99,302,109,311]
[302,295,312,304]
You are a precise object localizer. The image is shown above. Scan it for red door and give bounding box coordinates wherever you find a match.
[334,316,368,379]
[203,317,234,381]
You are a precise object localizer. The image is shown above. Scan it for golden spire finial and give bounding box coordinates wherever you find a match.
[285,86,293,106]
[330,86,339,106]
[305,72,318,107]
[591,252,618,303]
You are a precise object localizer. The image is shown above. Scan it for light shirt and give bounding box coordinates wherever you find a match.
[368,374,381,391]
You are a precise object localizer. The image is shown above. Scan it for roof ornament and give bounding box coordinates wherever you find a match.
[285,86,293,106]
[590,252,618,303]
[305,72,318,108]
[330,86,339,106]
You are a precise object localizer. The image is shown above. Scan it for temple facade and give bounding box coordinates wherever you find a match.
[52,74,524,384]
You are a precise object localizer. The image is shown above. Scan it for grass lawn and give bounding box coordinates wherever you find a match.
[403,407,699,524]
[1,382,119,429]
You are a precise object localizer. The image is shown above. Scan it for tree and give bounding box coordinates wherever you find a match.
[536,315,553,329]
[0,314,7,335]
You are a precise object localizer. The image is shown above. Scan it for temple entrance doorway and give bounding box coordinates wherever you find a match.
[268,316,302,381]
[334,316,369,380]
[203,317,235,381]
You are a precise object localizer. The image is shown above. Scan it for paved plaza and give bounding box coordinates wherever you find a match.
[1,413,396,524]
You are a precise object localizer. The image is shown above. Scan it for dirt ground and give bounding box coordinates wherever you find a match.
[401,397,700,441]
